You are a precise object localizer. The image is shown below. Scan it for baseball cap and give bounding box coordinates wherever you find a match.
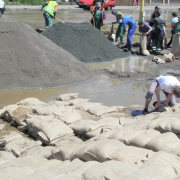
[96,2,101,7]
[155,5,161,9]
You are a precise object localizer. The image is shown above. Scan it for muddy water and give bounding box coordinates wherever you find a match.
[0,8,177,115]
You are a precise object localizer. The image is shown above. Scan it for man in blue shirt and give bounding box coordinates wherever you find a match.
[120,14,137,53]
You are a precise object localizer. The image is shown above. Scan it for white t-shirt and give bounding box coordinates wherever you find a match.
[156,75,180,93]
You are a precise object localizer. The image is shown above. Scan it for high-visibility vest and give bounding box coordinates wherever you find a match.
[44,1,57,17]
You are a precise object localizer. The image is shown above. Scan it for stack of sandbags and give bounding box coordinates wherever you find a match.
[0,104,32,131]
[26,115,74,145]
[69,117,121,138]
[145,132,180,154]
[1,132,42,157]
[81,160,138,179]
[69,139,154,167]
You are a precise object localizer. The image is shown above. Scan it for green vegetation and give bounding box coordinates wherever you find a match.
[4,0,44,5]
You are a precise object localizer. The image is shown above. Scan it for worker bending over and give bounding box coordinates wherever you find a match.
[138,21,152,50]
[90,2,106,30]
[41,0,60,29]
[112,10,124,44]
[143,75,180,115]
[119,14,137,53]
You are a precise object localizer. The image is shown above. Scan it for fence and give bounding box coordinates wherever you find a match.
[116,0,180,6]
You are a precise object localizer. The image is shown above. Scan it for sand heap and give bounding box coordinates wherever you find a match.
[42,22,131,63]
[0,21,92,90]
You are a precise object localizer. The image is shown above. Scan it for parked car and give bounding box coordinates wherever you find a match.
[76,0,116,11]
[0,0,5,17]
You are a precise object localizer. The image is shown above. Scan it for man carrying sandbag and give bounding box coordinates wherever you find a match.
[142,75,180,115]
[138,21,153,51]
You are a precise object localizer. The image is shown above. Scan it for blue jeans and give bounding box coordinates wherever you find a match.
[126,24,137,50]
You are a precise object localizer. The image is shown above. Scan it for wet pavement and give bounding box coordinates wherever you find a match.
[0,6,179,114]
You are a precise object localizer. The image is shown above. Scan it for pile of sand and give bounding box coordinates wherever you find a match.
[42,22,131,63]
[0,21,92,90]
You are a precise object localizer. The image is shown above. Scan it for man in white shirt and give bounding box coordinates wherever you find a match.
[143,75,180,115]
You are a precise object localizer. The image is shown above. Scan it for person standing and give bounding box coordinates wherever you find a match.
[167,12,178,48]
[149,5,161,27]
[175,16,180,33]
[41,0,60,29]
[142,75,180,115]
[119,14,137,53]
[90,2,106,30]
[112,11,124,44]
[151,12,166,54]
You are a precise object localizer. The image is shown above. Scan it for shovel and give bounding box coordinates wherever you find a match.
[55,17,64,23]
[108,24,114,38]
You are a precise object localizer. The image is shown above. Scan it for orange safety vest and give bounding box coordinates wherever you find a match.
[90,6,105,24]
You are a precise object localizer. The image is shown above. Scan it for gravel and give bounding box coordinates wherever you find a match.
[0,21,93,90]
[42,22,131,63]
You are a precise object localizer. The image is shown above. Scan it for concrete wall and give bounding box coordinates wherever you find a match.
[116,0,133,6]
[116,0,180,5]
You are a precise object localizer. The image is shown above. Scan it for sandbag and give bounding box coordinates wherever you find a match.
[50,135,83,147]
[85,139,125,162]
[50,144,80,160]
[145,132,180,153]
[87,104,125,116]
[56,93,79,101]
[69,119,103,134]
[75,102,102,111]
[162,53,174,62]
[123,165,175,180]
[107,146,154,167]
[139,34,150,56]
[48,100,70,106]
[68,140,98,161]
[3,104,31,124]
[129,129,161,148]
[56,109,82,124]
[85,126,112,138]
[26,115,73,144]
[16,98,46,109]
[172,33,180,58]
[0,155,48,169]
[19,146,52,159]
[0,167,34,180]
[32,104,60,116]
[68,98,90,106]
[0,131,23,144]
[81,160,138,180]
[0,151,16,165]
[142,151,180,178]
[4,137,42,157]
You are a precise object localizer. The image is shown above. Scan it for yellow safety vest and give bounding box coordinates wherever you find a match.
[44,1,57,17]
